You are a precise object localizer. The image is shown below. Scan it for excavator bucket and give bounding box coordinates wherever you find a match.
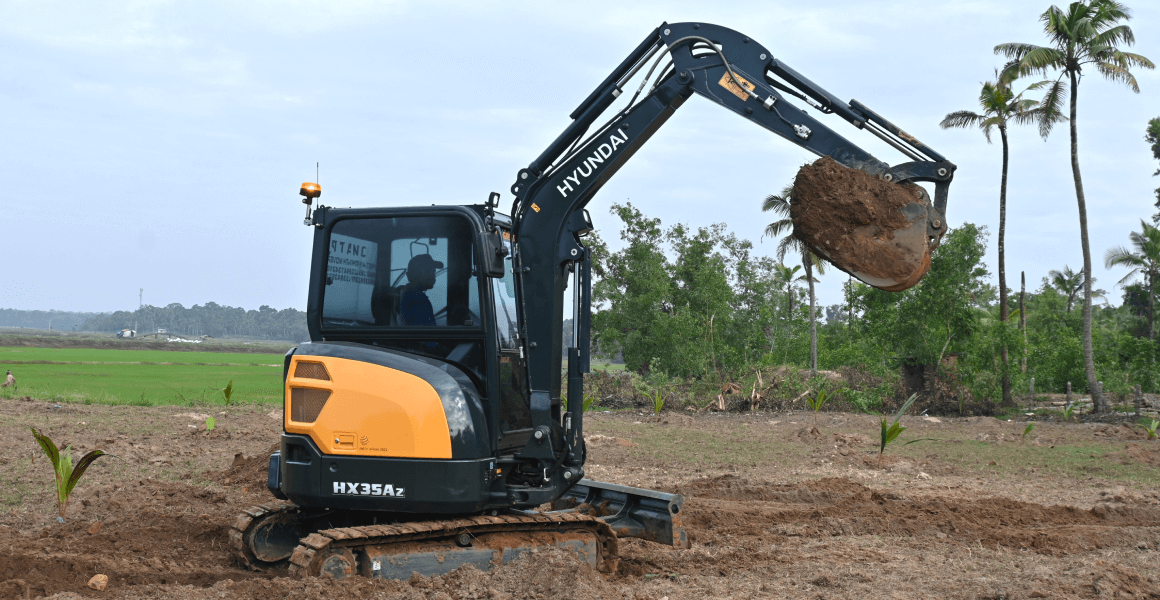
[791,157,946,292]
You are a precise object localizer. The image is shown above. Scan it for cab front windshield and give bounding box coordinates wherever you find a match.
[321,216,481,328]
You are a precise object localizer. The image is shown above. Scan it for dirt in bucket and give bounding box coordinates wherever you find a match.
[791,156,936,291]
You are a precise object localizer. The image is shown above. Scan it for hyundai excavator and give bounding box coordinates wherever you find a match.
[230,21,956,580]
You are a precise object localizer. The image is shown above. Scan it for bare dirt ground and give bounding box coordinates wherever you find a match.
[2,399,1158,599]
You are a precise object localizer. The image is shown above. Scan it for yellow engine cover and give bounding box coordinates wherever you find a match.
[284,355,452,459]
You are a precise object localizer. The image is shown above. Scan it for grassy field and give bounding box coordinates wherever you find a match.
[0,346,285,406]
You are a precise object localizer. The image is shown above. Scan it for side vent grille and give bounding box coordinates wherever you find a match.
[290,388,332,423]
[295,361,331,381]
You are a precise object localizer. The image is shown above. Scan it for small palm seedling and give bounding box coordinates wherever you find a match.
[878,393,933,468]
[651,388,665,416]
[562,392,599,412]
[221,380,234,405]
[1144,419,1159,440]
[1022,422,1034,443]
[31,427,107,519]
[806,389,830,425]
[1062,403,1076,421]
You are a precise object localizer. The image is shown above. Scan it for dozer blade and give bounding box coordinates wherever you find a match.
[549,479,690,549]
[791,157,947,292]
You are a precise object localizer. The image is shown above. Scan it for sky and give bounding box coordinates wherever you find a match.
[2,0,1158,314]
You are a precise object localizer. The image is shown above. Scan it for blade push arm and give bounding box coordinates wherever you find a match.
[505,22,956,487]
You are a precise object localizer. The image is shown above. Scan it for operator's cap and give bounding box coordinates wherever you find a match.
[408,254,444,272]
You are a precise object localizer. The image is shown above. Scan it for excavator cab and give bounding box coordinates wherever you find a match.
[283,207,510,513]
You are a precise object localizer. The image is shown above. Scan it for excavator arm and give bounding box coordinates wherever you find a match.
[503,22,956,491]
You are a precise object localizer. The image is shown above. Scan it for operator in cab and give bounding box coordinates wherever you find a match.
[400,254,442,326]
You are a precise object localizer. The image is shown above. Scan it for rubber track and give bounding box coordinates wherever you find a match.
[288,512,619,578]
[229,503,298,571]
[230,506,619,578]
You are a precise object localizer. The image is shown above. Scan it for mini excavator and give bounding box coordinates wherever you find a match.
[232,21,956,579]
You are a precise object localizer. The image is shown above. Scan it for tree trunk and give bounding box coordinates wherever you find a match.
[999,124,1012,405]
[1069,71,1103,413]
[804,251,817,376]
[1020,272,1027,373]
[1149,271,1154,341]
[847,275,853,333]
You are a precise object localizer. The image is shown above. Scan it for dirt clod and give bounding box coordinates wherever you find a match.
[87,573,108,591]
[792,156,935,291]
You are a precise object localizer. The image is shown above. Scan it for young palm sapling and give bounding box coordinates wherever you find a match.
[31,427,107,519]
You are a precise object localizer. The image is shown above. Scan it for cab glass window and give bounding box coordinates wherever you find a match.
[322,216,481,328]
[493,232,519,349]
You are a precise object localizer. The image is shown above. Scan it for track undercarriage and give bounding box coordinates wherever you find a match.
[230,479,687,580]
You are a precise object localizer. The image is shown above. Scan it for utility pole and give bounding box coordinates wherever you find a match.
[139,288,143,310]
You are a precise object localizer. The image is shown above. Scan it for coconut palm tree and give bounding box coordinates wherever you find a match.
[1150,117,1160,223]
[1105,220,1160,340]
[996,0,1154,412]
[771,263,806,317]
[1048,265,1085,313]
[763,184,826,375]
[940,74,1060,406]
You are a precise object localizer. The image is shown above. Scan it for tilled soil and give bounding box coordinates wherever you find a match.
[1,400,1158,599]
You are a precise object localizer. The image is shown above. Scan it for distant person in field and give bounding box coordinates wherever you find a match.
[2,370,14,389]
[400,254,442,326]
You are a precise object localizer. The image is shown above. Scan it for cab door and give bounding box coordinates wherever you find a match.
[490,231,531,447]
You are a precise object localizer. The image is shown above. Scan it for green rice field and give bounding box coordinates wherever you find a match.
[0,346,286,406]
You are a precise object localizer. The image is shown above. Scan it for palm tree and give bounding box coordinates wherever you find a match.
[1149,117,1160,223]
[996,0,1154,412]
[1105,220,1160,340]
[763,184,826,375]
[771,263,805,316]
[940,74,1060,406]
[1048,265,1085,313]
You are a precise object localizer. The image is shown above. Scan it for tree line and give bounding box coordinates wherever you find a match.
[0,309,105,331]
[591,202,1160,402]
[80,303,309,342]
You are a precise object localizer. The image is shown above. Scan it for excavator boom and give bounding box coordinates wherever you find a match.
[508,22,956,492]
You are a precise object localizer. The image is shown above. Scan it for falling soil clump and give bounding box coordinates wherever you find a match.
[792,156,934,291]
[212,444,280,488]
